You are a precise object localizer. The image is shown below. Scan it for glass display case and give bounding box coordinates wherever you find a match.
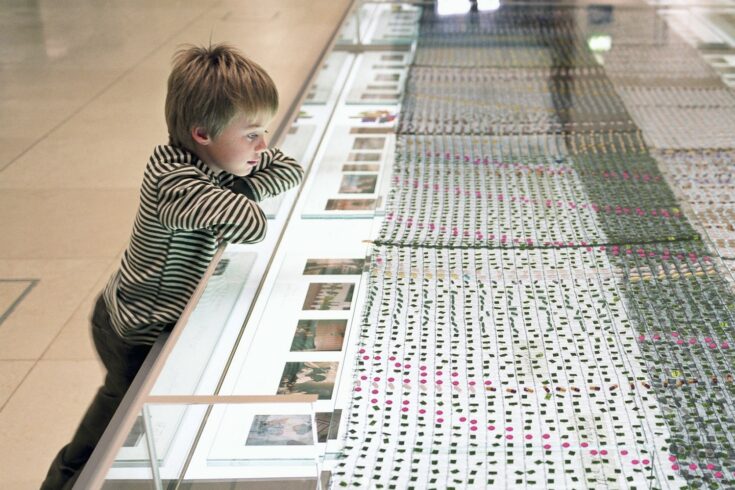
[79,0,735,488]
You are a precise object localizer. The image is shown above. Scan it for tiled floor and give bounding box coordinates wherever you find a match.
[0,0,349,487]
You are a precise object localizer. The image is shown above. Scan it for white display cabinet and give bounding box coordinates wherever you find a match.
[76,2,421,489]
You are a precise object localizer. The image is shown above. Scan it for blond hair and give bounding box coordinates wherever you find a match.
[165,43,278,150]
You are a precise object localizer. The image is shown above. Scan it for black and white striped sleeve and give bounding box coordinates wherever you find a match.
[156,167,267,244]
[231,147,304,202]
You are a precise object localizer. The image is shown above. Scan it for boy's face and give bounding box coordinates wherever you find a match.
[191,112,272,177]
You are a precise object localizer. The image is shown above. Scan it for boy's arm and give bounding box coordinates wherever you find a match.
[230,148,304,202]
[157,167,267,244]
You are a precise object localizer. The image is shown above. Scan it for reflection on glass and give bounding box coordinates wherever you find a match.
[437,0,471,16]
[477,0,500,12]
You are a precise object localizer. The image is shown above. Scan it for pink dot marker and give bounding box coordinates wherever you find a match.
[642,459,650,465]
[488,425,495,431]
[707,464,715,470]
[563,442,570,448]
[621,450,628,456]
[506,434,514,440]
[437,410,443,415]
[525,435,533,440]
[542,434,550,439]
[672,464,680,471]
[437,418,444,423]
[543,444,551,450]
[419,408,426,414]
[689,463,698,470]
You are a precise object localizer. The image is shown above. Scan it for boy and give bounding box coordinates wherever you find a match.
[41,43,304,489]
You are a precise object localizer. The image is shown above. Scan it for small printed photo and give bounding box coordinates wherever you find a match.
[367,84,399,91]
[302,282,355,310]
[360,93,400,101]
[290,319,347,352]
[325,199,377,211]
[339,174,378,194]
[372,64,405,70]
[277,362,338,400]
[348,152,382,162]
[350,127,393,135]
[352,137,386,150]
[315,410,343,443]
[343,163,381,172]
[303,258,364,275]
[375,73,400,82]
[245,414,313,446]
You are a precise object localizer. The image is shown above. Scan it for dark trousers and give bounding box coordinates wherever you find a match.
[41,295,152,490]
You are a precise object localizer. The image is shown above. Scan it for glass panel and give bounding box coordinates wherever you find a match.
[151,250,258,397]
[304,51,351,106]
[104,401,321,488]
[102,409,158,489]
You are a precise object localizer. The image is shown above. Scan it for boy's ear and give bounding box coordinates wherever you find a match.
[191,126,211,146]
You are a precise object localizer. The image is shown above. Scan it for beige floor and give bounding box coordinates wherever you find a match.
[0,0,350,487]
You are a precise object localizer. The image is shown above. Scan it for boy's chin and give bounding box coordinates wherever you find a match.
[234,166,254,177]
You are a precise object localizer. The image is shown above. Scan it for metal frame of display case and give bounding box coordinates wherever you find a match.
[75,1,425,488]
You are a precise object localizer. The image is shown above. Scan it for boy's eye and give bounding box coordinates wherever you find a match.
[246,133,259,141]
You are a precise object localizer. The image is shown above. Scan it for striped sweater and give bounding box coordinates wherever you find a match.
[103,144,304,345]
